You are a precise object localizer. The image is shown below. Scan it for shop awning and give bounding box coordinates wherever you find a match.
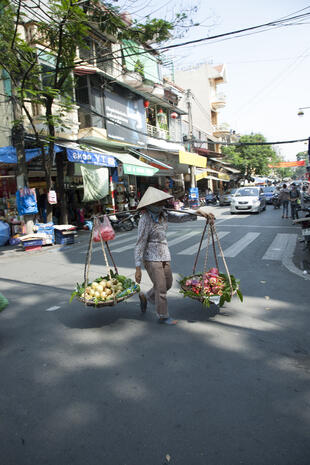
[0,145,62,164]
[112,152,158,176]
[222,166,240,173]
[74,139,159,176]
[195,168,221,181]
[129,149,173,170]
[65,146,117,168]
[209,157,231,165]
[196,174,229,182]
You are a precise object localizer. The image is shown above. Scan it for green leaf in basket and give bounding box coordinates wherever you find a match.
[69,290,78,303]
[236,289,243,302]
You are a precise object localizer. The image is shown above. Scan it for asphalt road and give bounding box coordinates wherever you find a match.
[0,205,310,465]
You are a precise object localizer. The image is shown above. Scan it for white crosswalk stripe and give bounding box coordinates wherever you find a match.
[78,228,298,262]
[80,233,136,254]
[262,233,298,260]
[168,230,200,247]
[222,232,260,258]
[111,231,176,253]
[178,231,230,256]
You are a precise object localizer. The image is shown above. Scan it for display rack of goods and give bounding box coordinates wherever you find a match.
[20,235,44,252]
[70,215,140,309]
[179,219,243,309]
[54,225,76,245]
[33,222,55,245]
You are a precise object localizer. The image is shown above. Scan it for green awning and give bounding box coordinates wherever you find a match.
[112,152,158,177]
[77,139,158,177]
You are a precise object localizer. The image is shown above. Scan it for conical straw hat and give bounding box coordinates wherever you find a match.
[137,186,173,210]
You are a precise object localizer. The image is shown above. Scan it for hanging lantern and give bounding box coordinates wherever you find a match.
[144,100,150,108]
[170,112,178,119]
[157,108,166,120]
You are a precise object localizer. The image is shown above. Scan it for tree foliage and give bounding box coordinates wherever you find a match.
[0,0,193,220]
[222,134,278,181]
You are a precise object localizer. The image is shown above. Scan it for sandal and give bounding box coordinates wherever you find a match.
[139,293,147,313]
[158,317,177,325]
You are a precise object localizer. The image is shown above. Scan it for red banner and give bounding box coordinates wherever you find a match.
[268,160,306,168]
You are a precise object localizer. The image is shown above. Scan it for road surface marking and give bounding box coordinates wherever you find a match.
[217,224,296,229]
[45,306,60,312]
[111,231,176,253]
[178,231,230,255]
[262,233,298,260]
[168,230,200,247]
[222,232,260,258]
[80,233,136,254]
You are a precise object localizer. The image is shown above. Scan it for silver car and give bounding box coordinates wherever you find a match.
[230,187,266,214]
[219,188,237,206]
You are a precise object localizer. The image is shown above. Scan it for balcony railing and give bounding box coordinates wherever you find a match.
[147,123,169,140]
[213,123,230,136]
[211,92,227,110]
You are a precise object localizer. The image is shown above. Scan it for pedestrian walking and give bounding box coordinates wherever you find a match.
[289,183,300,221]
[278,183,290,218]
[134,186,213,325]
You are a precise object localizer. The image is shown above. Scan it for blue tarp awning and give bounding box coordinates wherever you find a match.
[0,145,63,164]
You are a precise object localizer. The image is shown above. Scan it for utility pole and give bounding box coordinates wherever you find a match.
[186,89,196,188]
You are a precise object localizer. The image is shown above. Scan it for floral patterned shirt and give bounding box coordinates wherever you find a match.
[134,211,171,267]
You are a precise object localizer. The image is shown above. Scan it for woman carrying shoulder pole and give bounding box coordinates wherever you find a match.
[134,186,214,325]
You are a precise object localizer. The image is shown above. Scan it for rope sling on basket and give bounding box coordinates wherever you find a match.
[70,216,140,308]
[179,219,243,307]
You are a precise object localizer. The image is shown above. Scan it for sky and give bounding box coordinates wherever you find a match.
[117,0,310,161]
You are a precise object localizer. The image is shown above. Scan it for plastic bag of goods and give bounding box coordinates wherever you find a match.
[93,215,115,242]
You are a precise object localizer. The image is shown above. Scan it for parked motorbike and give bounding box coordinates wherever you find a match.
[205,193,217,205]
[106,209,134,232]
[272,193,281,209]
[295,206,310,249]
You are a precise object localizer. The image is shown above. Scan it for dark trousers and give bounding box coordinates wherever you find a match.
[291,202,299,220]
[282,200,289,217]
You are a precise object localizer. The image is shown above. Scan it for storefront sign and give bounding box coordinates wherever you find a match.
[218,172,230,181]
[105,88,147,146]
[123,163,156,177]
[179,150,207,168]
[67,148,117,167]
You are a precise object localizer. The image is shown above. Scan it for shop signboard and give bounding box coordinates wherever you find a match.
[123,163,155,177]
[218,172,230,181]
[67,148,117,168]
[179,150,207,168]
[104,88,147,146]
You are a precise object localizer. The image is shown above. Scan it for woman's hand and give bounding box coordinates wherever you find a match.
[196,208,216,223]
[135,267,142,284]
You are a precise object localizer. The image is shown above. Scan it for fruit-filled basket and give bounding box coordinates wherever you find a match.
[179,218,243,309]
[70,215,139,309]
[70,271,140,307]
[179,267,242,307]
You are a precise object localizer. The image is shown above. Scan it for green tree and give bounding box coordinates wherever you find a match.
[0,0,194,222]
[295,151,307,179]
[222,133,277,182]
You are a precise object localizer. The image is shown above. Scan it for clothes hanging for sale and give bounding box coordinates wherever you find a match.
[80,165,109,202]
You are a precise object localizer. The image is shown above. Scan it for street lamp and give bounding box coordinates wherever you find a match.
[297,106,310,117]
